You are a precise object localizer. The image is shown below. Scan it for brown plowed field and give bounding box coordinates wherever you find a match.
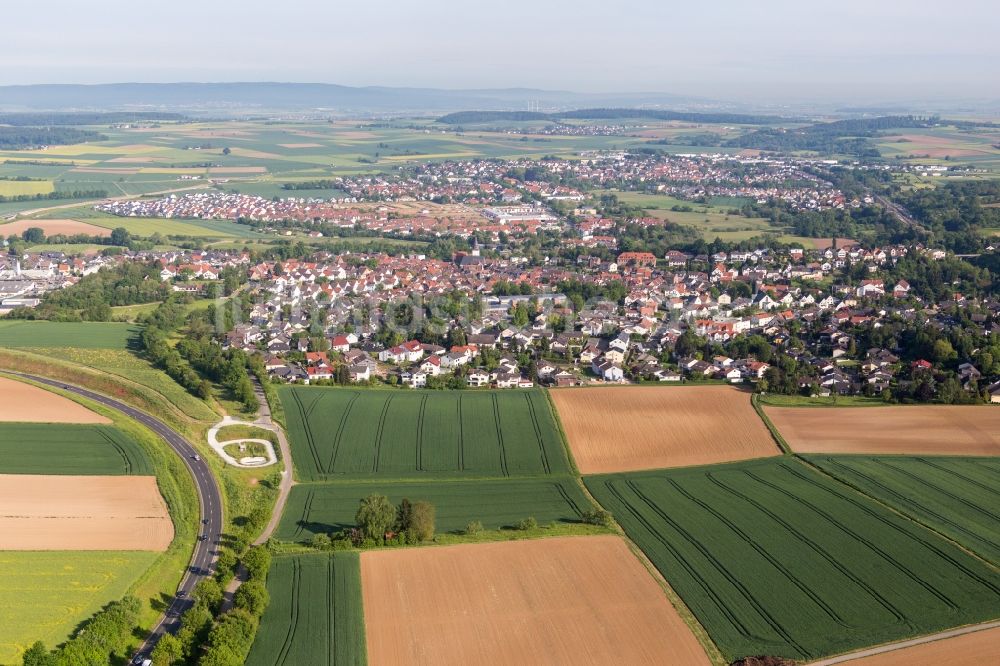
[0,218,111,238]
[550,386,780,473]
[765,405,1000,455]
[843,625,1000,665]
[360,535,711,666]
[0,376,110,423]
[0,474,173,551]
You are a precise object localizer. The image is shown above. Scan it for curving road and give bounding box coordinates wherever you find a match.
[10,372,223,660]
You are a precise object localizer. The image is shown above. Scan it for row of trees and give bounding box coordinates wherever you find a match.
[140,299,257,412]
[154,546,272,665]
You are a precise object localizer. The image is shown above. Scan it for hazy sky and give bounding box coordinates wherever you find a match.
[2,0,997,102]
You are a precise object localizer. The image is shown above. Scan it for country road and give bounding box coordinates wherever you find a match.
[9,372,224,661]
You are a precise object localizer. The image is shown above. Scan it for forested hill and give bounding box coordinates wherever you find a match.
[0,126,106,150]
[0,112,184,126]
[723,115,937,157]
[436,108,797,125]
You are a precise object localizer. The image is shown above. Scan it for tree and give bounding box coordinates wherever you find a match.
[512,302,530,328]
[110,227,131,246]
[222,146,231,156]
[408,500,436,542]
[395,498,413,532]
[233,580,270,616]
[356,493,396,542]
[581,508,614,527]
[20,641,54,666]
[240,546,272,582]
[932,339,957,365]
[150,633,182,666]
[20,227,44,244]
[200,609,257,666]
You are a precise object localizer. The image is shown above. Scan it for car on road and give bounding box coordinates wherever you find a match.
[198,534,208,541]
[191,454,201,461]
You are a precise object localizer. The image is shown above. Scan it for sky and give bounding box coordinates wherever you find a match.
[2,0,997,103]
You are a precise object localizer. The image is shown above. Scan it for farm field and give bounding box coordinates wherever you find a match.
[585,457,1000,662]
[765,405,1000,456]
[77,214,269,239]
[0,320,142,349]
[0,423,151,475]
[0,550,158,664]
[843,625,1000,665]
[0,474,173,550]
[874,126,1000,170]
[602,190,777,241]
[550,386,779,473]
[0,180,54,196]
[0,374,110,423]
[276,477,593,542]
[279,386,571,481]
[245,552,366,666]
[808,455,1000,566]
[361,535,712,666]
[23,347,219,422]
[0,217,110,237]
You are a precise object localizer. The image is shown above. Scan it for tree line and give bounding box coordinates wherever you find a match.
[0,188,107,203]
[0,127,105,150]
[437,108,797,126]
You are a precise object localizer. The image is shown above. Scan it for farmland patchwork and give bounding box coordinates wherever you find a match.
[586,457,1000,661]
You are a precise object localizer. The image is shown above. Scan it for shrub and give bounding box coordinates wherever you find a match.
[581,508,614,527]
[465,520,483,536]
[408,500,436,542]
[516,516,538,531]
[310,533,332,550]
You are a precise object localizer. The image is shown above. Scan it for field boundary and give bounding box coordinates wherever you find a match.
[807,619,1000,665]
[575,471,726,665]
[544,388,581,475]
[751,393,791,454]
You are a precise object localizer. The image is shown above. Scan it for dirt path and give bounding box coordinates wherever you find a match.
[808,620,1000,665]
[207,416,278,467]
[250,377,294,545]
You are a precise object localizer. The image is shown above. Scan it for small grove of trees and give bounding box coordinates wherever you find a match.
[8,262,169,321]
[21,596,141,665]
[335,494,437,547]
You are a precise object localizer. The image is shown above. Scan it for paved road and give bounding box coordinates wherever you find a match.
[11,372,223,660]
